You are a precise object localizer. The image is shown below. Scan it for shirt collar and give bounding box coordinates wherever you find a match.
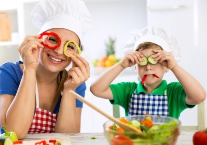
[136,80,167,95]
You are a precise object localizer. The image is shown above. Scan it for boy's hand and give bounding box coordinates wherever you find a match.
[152,49,177,70]
[64,55,90,91]
[119,51,144,68]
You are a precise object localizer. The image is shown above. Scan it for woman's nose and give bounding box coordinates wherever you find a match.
[53,43,64,55]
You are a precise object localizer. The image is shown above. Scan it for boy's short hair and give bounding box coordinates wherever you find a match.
[136,42,161,51]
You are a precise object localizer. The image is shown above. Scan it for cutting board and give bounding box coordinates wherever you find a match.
[15,137,71,145]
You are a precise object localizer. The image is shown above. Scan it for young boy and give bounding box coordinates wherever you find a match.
[90,26,206,119]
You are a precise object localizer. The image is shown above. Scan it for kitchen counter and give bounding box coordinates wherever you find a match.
[23,130,196,145]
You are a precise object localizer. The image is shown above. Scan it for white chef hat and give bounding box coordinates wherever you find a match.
[124,26,181,61]
[31,0,92,40]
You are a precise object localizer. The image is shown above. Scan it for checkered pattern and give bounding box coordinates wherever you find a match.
[128,93,169,116]
[28,108,57,134]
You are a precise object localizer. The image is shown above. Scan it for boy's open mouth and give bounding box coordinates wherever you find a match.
[141,74,159,85]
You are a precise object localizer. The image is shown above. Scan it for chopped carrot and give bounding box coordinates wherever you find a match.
[141,119,153,128]
[116,127,125,132]
[137,127,141,132]
[109,126,113,130]
[119,118,128,124]
[13,140,23,144]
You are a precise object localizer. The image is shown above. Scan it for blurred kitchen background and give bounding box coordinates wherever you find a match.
[0,0,206,132]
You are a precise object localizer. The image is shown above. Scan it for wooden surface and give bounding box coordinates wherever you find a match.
[24,130,196,145]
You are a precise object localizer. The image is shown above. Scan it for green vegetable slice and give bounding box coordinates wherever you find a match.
[130,120,141,128]
[0,136,13,145]
[140,125,149,132]
[148,55,157,64]
[139,57,148,66]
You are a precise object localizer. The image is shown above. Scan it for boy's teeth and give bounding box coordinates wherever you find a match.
[49,56,61,62]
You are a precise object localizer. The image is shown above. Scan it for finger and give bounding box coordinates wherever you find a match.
[153,51,166,61]
[68,69,82,84]
[127,52,142,64]
[18,36,43,53]
[69,67,86,82]
[22,41,42,55]
[71,55,90,75]
[153,49,163,53]
[134,51,144,62]
[18,36,40,49]
[125,53,136,64]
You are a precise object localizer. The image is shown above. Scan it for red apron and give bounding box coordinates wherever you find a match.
[28,83,58,134]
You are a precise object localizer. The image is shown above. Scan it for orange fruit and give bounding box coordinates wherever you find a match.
[96,60,105,67]
[105,58,114,67]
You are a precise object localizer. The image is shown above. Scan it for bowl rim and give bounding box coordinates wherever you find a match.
[103,115,181,135]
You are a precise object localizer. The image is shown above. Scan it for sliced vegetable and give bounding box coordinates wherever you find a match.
[0,136,13,145]
[119,118,128,124]
[35,140,47,145]
[130,120,141,128]
[141,117,153,128]
[153,74,159,78]
[148,55,157,64]
[140,125,148,132]
[13,140,23,144]
[148,124,160,133]
[139,57,148,66]
[111,135,134,145]
[2,127,18,142]
[117,127,125,132]
[141,75,147,85]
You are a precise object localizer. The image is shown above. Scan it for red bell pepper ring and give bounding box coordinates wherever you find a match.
[39,32,61,49]
[13,140,23,144]
[35,140,47,145]
[49,139,61,145]
[141,75,147,85]
[153,74,159,78]
[49,139,57,144]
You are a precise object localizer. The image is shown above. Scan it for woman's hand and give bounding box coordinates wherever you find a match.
[119,51,144,68]
[64,55,90,91]
[152,49,177,70]
[18,35,43,70]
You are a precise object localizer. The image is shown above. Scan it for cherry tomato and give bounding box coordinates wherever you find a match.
[111,135,134,145]
[193,129,207,145]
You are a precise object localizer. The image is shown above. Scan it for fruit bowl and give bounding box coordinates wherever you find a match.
[103,115,181,145]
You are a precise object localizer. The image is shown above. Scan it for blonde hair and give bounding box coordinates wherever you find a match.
[136,42,162,51]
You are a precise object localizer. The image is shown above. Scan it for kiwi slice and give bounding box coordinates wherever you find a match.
[148,55,157,64]
[139,57,148,66]
[0,136,13,145]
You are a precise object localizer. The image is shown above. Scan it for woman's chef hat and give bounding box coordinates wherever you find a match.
[31,0,92,40]
[124,26,181,61]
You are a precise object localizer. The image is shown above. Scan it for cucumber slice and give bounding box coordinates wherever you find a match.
[139,57,147,66]
[148,124,160,132]
[148,55,157,64]
[130,120,141,128]
[0,136,13,145]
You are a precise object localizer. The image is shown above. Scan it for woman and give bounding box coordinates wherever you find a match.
[0,0,92,139]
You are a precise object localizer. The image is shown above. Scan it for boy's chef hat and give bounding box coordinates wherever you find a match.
[124,26,181,61]
[31,0,92,40]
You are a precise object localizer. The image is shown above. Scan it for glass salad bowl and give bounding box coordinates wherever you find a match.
[103,115,181,145]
